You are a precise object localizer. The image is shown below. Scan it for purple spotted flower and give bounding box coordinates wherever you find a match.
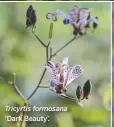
[45,57,84,94]
[55,5,98,35]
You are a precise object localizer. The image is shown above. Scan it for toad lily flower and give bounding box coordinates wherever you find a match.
[55,5,98,35]
[45,57,84,94]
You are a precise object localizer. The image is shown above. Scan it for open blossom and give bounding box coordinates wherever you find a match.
[55,5,98,35]
[45,57,84,94]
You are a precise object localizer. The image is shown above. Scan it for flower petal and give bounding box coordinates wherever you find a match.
[45,61,55,72]
[62,56,69,65]
[66,64,84,85]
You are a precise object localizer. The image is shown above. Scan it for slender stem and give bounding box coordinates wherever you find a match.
[50,88,77,101]
[0,74,26,101]
[47,22,53,61]
[46,47,48,63]
[60,94,83,106]
[27,39,51,100]
[60,94,77,101]
[20,102,27,127]
[32,30,47,48]
[27,25,52,101]
[49,35,77,59]
[49,34,87,59]
[12,73,26,101]
[46,40,51,62]
[27,68,47,100]
[13,84,26,101]
[27,34,84,100]
[50,47,52,58]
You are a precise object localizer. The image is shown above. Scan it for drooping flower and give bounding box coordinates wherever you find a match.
[55,5,98,35]
[26,5,37,29]
[45,57,84,94]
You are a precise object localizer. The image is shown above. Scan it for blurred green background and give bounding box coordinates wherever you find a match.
[0,2,111,127]
[112,2,114,127]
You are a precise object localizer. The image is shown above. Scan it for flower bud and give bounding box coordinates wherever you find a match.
[76,85,83,102]
[49,23,53,39]
[26,5,37,29]
[82,80,91,100]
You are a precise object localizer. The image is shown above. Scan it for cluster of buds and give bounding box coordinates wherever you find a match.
[76,80,91,102]
[26,5,37,29]
[54,5,98,35]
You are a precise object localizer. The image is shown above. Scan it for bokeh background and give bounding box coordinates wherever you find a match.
[112,2,114,127]
[0,2,111,127]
